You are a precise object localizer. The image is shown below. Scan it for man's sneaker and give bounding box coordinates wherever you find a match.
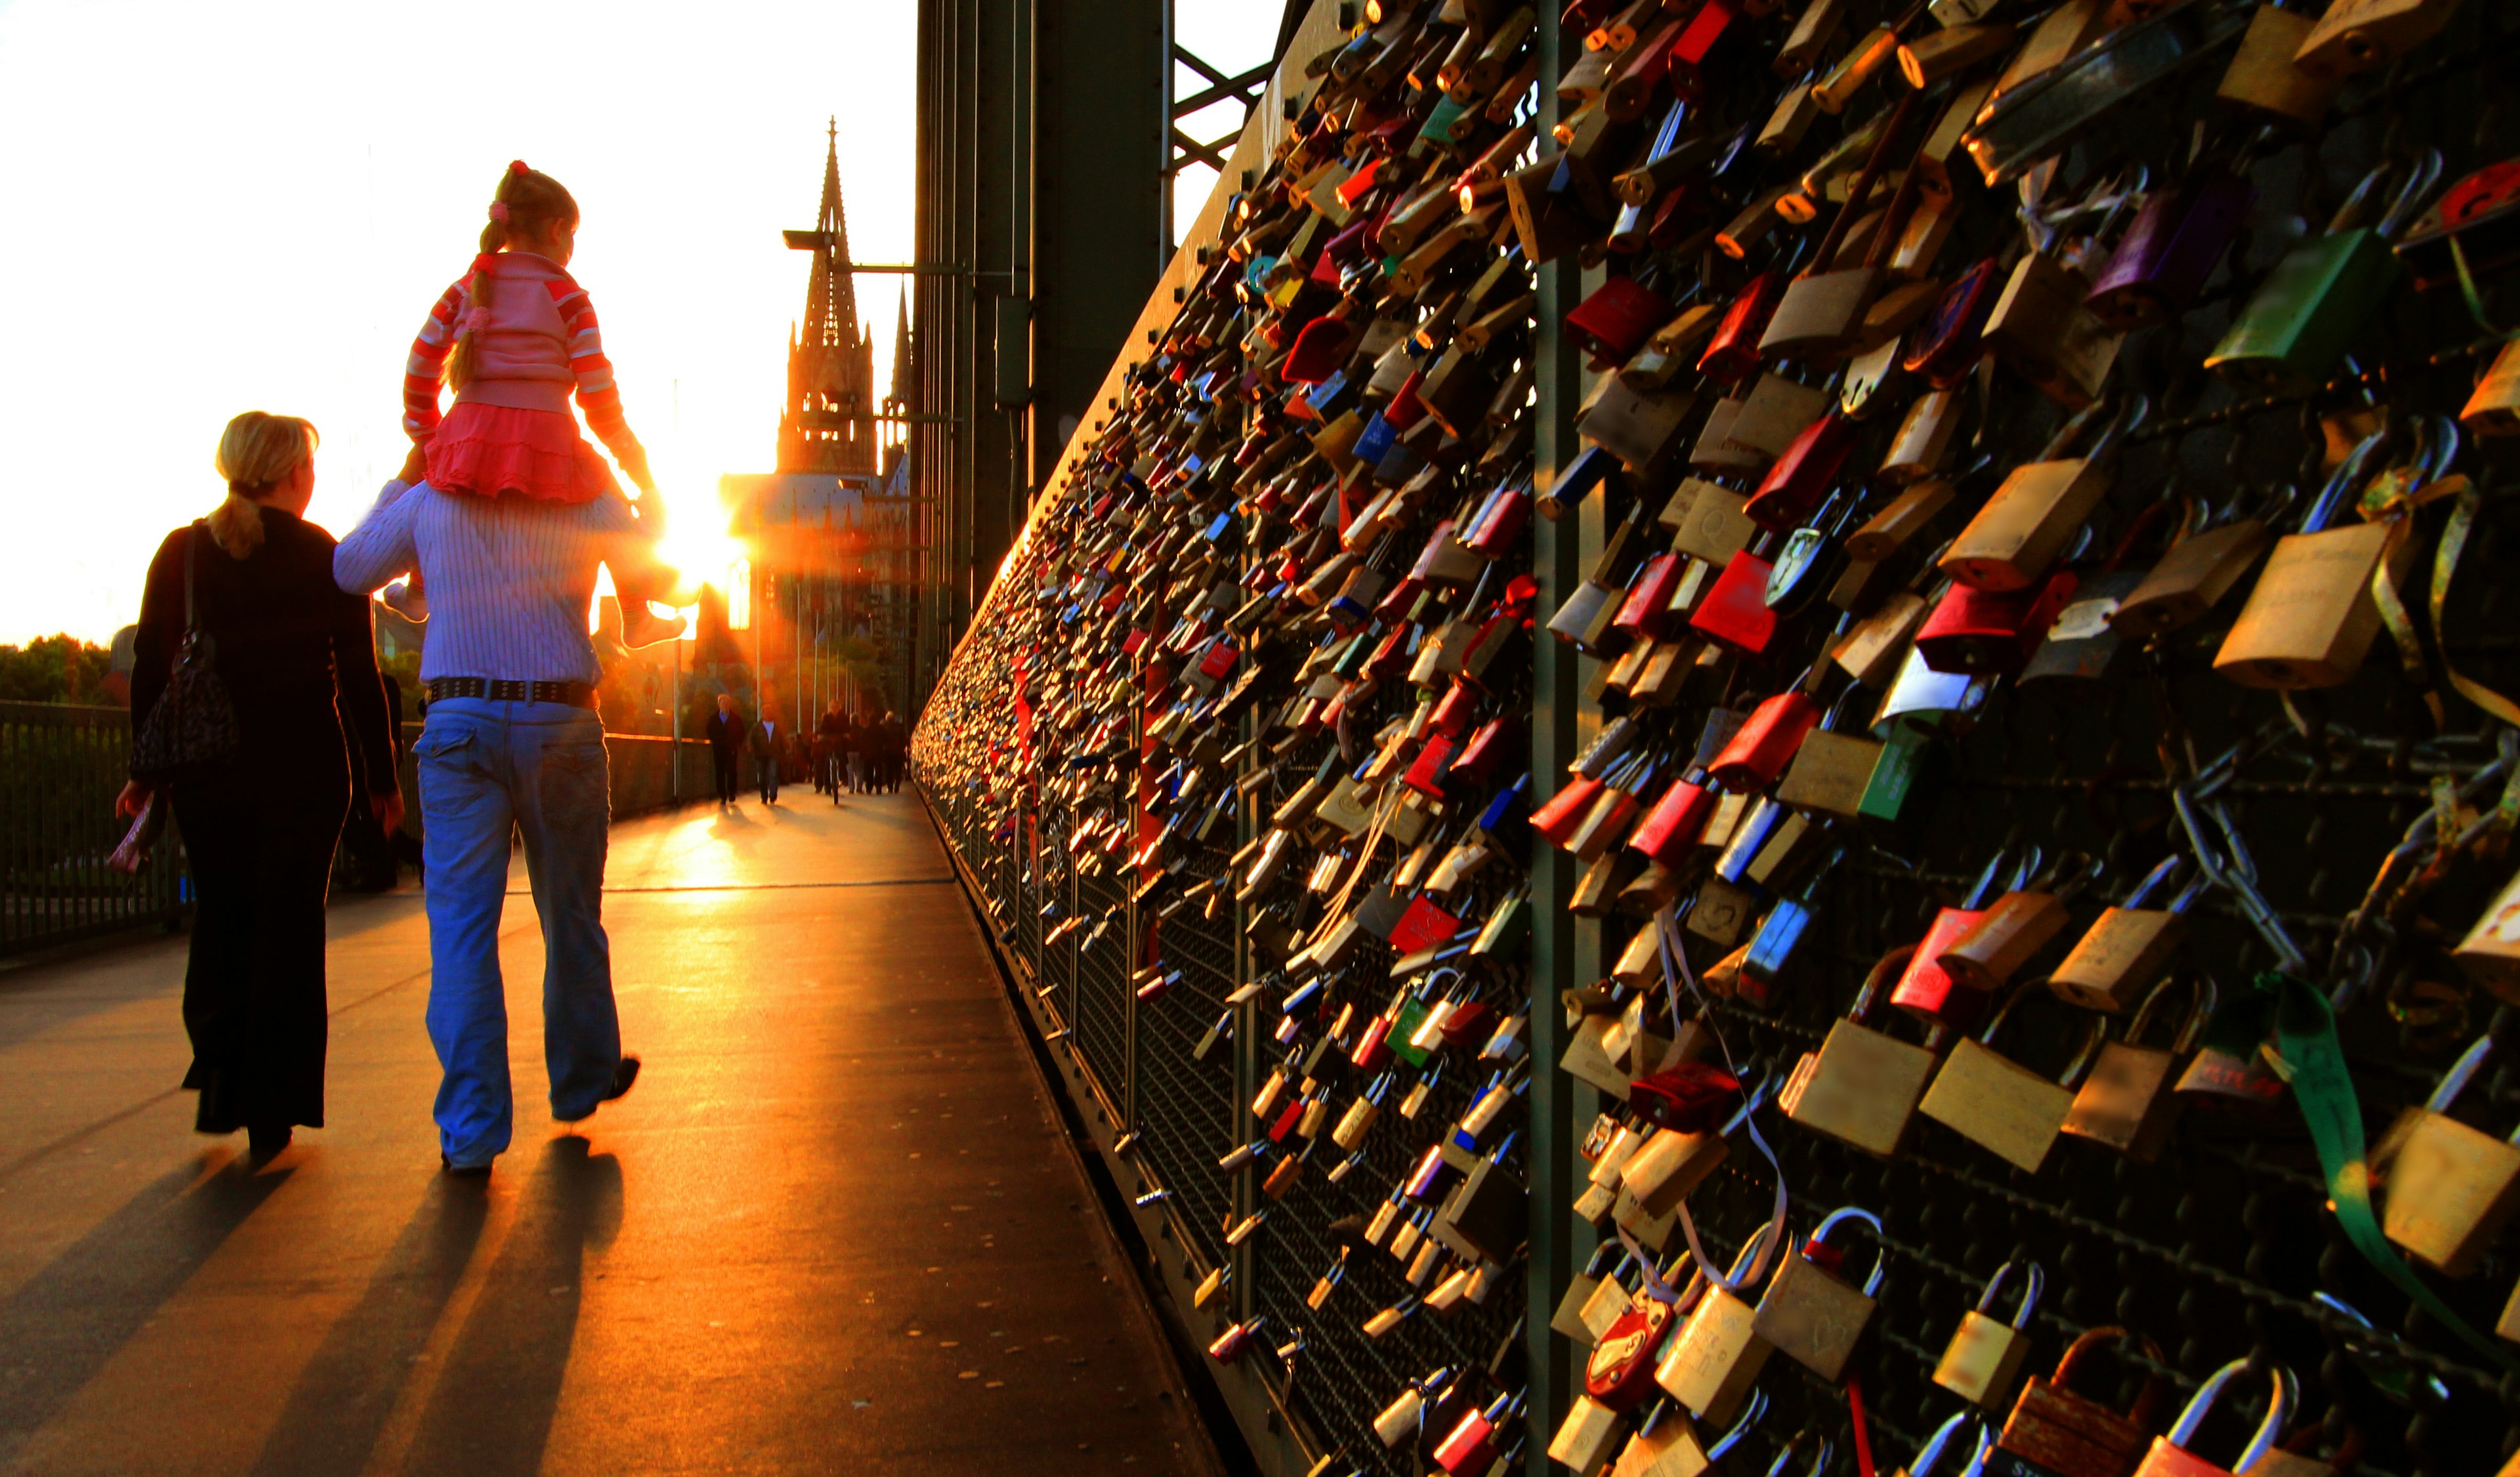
[440,1154,493,1178]
[558,1055,641,1125]
[619,607,685,649]
[382,579,429,623]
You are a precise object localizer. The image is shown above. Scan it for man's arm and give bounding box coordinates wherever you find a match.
[333,480,422,596]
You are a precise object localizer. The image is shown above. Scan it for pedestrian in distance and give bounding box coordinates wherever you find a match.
[748,706,784,805]
[705,692,743,807]
[816,697,851,800]
[120,412,404,1166]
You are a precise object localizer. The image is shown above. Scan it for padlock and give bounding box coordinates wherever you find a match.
[1621,1079,1769,1217]
[2292,0,2465,81]
[2206,152,2442,391]
[2397,153,2520,291]
[1385,1365,1458,1448]
[1435,1388,1521,1474]
[1892,845,2034,1027]
[1744,412,1860,531]
[1630,770,1720,868]
[2050,856,2207,1011]
[1878,397,1966,487]
[1917,981,2105,1174]
[1916,572,2083,675]
[1895,1412,1994,1477]
[2214,432,2415,690]
[2375,1033,2520,1278]
[1688,551,1780,656]
[1751,1206,1887,1382]
[1980,249,2122,409]
[2086,173,2255,331]
[1760,97,1927,360]
[1987,1327,2171,1477]
[2063,974,2216,1163]
[1551,1393,1629,1475]
[1935,1260,2045,1409]
[1780,945,1942,1157]
[1937,853,2101,995]
[1614,1390,1768,1477]
[1776,690,1885,819]
[1666,478,1761,566]
[2110,490,2284,640]
[1708,686,1822,793]
[2454,860,2520,1000]
[1964,3,2250,188]
[2214,6,2342,131]
[1905,256,2004,388]
[1589,1277,1688,1412]
[1698,270,1793,383]
[1652,1226,1778,1424]
[1942,397,2146,592]
[2461,337,2520,438]
[2131,1360,2290,1477]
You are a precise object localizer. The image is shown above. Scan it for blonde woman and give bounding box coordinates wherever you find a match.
[119,412,402,1165]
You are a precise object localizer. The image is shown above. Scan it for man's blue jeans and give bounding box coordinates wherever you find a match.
[412,697,620,1167]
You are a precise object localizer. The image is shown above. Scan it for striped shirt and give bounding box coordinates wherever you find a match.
[333,480,641,685]
[402,252,633,459]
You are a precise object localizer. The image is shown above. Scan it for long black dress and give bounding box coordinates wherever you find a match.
[131,507,396,1135]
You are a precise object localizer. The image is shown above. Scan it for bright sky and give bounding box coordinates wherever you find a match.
[0,0,1278,646]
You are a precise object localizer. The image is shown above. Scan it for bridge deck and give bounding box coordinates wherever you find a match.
[0,793,1216,1476]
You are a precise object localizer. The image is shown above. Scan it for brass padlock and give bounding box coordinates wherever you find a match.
[2463,339,2520,438]
[1981,249,2122,409]
[1934,1260,2044,1409]
[1780,946,1942,1157]
[2214,432,2417,690]
[1613,1390,1769,1477]
[2063,974,2216,1163]
[2375,1033,2520,1278]
[2109,489,2286,640]
[2050,856,2208,1011]
[1878,393,1967,486]
[2454,861,2520,1002]
[2214,5,2342,130]
[2131,1359,2292,1477]
[1750,1206,1887,1382]
[1937,853,2102,994]
[1653,1226,1779,1424]
[1917,982,2105,1173]
[1942,396,2146,592]
[2292,0,2465,82]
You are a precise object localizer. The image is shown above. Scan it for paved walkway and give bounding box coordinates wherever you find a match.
[0,791,1219,1476]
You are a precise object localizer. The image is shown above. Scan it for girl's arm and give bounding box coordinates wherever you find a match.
[549,280,654,493]
[402,280,467,443]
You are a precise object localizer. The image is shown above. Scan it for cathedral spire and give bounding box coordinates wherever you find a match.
[779,119,877,475]
[889,287,912,411]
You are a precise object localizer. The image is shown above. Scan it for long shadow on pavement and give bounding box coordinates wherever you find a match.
[243,1176,492,1477]
[0,1156,284,1463]
[394,1137,621,1477]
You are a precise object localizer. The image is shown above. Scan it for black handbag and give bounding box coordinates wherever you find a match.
[131,522,242,780]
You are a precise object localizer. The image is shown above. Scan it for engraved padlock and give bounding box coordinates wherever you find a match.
[2213,430,2416,690]
[1935,1260,2045,1409]
[1652,1225,1780,1424]
[1750,1206,1887,1383]
[2050,856,2207,1012]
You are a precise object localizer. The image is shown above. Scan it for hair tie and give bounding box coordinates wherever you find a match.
[462,306,493,339]
[488,201,511,224]
[509,159,530,177]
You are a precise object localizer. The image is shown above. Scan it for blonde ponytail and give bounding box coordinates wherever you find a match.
[210,411,318,559]
[446,159,579,392]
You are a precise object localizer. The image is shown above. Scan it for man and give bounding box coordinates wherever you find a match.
[704,693,743,808]
[748,707,783,805]
[816,698,852,800]
[333,461,643,1175]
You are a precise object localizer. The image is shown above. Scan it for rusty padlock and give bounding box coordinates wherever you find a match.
[1916,980,2106,1174]
[2374,1033,2520,1278]
[1986,1326,2171,1477]
[1942,396,2147,593]
[1750,1206,1887,1383]
[2063,974,2216,1163]
[1935,1260,2045,1409]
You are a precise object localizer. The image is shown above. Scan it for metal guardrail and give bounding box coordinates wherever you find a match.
[0,702,184,957]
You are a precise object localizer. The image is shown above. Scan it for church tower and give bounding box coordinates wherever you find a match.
[778,120,879,475]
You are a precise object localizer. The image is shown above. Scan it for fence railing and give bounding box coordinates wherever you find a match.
[3,706,719,960]
[0,702,184,957]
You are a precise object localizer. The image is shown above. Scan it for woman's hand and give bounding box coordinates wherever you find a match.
[399,445,429,485]
[371,791,406,837]
[115,780,155,819]
[618,443,658,499]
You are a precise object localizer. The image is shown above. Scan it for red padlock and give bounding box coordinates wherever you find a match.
[1433,1391,1518,1474]
[1451,717,1513,789]
[1529,774,1606,850]
[1744,412,1859,530]
[1890,848,2029,1028]
[1460,479,1532,559]
[1912,572,2080,675]
[1628,773,1719,866]
[1429,680,1479,736]
[1351,1013,1398,1070]
[1586,1291,1681,1411]
[1708,688,1822,793]
[1698,270,1790,383]
[1688,552,1779,655]
[1614,553,1690,640]
[1568,276,1675,364]
[1404,732,1459,799]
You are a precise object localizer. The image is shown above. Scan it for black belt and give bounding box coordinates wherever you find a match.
[424,677,598,708]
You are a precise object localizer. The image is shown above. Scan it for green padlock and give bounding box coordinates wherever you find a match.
[1858,730,1937,824]
[2206,151,2441,391]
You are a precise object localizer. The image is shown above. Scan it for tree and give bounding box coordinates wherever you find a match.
[0,636,116,705]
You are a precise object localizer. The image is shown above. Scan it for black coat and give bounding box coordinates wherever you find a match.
[705,709,744,756]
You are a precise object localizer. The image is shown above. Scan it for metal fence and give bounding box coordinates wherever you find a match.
[0,702,184,956]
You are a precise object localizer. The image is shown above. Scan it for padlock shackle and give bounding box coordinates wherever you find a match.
[1762,1428,1832,1477]
[1808,1205,1888,1295]
[2298,430,2393,534]
[1847,944,1919,1026]
[2049,1326,2169,1427]
[1707,1388,1771,1462]
[1973,1259,2044,1326]
[2423,1033,2494,1115]
[2164,1358,2292,1472]
[2121,854,2188,911]
[1904,1411,1979,1477]
[2126,971,2217,1052]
